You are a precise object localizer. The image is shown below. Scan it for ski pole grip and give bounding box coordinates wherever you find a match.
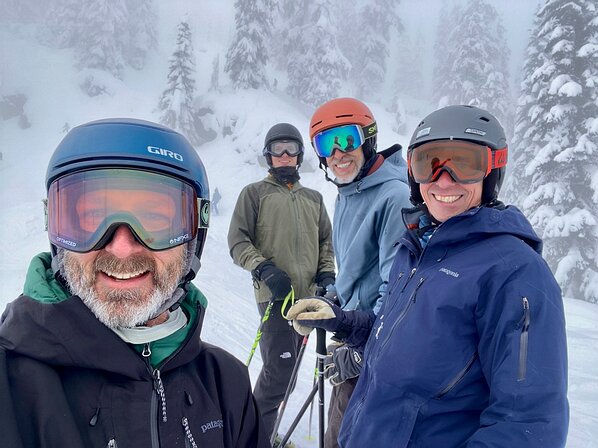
[316,328,326,356]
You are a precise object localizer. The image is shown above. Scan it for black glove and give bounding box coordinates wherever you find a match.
[316,272,335,289]
[252,261,292,300]
[324,343,363,386]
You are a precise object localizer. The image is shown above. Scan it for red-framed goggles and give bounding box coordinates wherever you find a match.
[312,123,376,158]
[265,139,303,157]
[408,140,508,184]
[46,168,208,253]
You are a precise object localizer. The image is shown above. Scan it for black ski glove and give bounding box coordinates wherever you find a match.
[324,343,363,386]
[252,261,292,300]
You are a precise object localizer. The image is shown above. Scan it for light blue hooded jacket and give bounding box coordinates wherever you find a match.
[333,145,410,313]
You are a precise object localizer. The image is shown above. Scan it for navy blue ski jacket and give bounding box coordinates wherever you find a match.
[338,205,569,447]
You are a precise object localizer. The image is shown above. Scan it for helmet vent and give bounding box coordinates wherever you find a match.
[336,114,354,118]
[479,116,490,122]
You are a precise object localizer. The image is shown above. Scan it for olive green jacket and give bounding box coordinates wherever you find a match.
[228,176,335,303]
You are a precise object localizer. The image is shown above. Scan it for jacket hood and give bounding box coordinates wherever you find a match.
[338,144,408,197]
[403,205,543,255]
[0,253,208,378]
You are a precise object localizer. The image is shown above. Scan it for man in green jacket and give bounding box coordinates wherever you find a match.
[228,122,335,443]
[0,119,270,448]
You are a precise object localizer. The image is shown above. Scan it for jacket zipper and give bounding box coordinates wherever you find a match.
[518,297,530,381]
[182,417,198,448]
[378,277,425,353]
[143,343,161,448]
[107,439,118,448]
[435,352,479,399]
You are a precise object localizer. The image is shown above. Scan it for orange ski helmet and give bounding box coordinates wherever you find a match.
[309,98,378,166]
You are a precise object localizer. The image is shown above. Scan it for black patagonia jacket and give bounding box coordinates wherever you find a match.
[0,294,270,448]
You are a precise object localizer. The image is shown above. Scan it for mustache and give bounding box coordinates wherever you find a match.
[94,252,156,275]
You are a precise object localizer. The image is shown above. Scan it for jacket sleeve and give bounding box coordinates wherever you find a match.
[316,195,335,276]
[0,349,25,448]
[468,258,569,447]
[373,186,409,313]
[232,371,271,448]
[227,185,267,272]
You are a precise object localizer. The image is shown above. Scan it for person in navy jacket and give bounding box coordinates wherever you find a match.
[286,105,569,447]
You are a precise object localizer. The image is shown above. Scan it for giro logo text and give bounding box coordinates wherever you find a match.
[147,146,184,162]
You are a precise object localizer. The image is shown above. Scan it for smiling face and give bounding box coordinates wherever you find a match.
[326,146,365,184]
[59,225,187,328]
[420,171,483,222]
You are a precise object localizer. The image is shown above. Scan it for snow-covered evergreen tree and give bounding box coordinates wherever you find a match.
[269,0,309,73]
[74,0,129,78]
[285,0,350,107]
[39,0,84,49]
[158,20,201,146]
[224,0,273,90]
[432,0,513,136]
[39,0,156,74]
[393,30,425,102]
[123,0,157,70]
[352,0,402,101]
[505,0,598,303]
[209,54,221,92]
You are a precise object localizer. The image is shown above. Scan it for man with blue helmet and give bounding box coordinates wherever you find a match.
[0,119,270,448]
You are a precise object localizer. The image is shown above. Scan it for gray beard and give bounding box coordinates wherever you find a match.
[57,246,187,328]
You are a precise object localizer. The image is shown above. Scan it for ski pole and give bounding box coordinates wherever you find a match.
[246,294,275,367]
[278,382,319,447]
[307,359,318,440]
[316,328,326,448]
[270,334,310,445]
[279,329,327,448]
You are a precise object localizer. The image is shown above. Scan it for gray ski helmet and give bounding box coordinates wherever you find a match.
[45,118,210,283]
[408,105,508,205]
[262,122,304,167]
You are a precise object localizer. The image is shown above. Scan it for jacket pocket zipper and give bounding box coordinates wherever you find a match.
[518,297,530,381]
[436,352,478,399]
[182,417,198,448]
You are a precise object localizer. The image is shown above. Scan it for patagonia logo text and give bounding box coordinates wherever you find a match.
[201,419,223,433]
[439,267,459,278]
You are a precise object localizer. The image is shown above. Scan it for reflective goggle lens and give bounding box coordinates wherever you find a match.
[47,169,200,252]
[312,124,365,158]
[267,140,302,157]
[408,140,507,184]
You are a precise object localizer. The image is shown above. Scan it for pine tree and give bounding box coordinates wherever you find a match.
[432,0,512,136]
[285,0,350,107]
[505,0,598,303]
[158,20,201,146]
[74,0,129,79]
[352,0,402,100]
[123,0,157,70]
[224,0,273,90]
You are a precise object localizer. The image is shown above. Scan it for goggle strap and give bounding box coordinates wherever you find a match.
[362,122,377,139]
[492,148,508,169]
[198,198,210,229]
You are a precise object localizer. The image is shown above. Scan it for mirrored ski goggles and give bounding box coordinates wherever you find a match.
[408,140,508,184]
[265,140,303,157]
[312,123,376,158]
[46,168,208,253]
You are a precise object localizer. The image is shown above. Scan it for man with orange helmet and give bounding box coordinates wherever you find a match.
[308,98,411,447]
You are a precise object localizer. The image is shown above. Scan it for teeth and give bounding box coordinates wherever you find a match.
[336,161,351,168]
[435,195,461,203]
[103,270,146,280]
